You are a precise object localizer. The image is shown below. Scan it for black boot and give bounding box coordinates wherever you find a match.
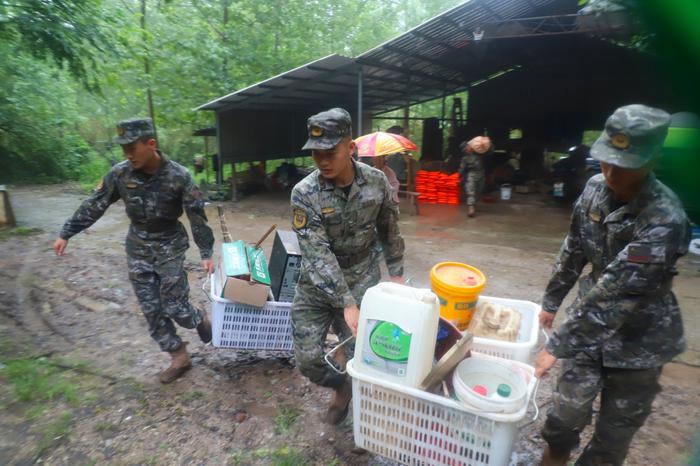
[197,313,212,344]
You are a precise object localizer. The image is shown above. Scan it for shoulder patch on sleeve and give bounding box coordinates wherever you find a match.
[293,208,308,229]
[627,244,652,264]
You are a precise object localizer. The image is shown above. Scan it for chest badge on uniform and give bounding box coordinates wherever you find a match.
[126,182,139,189]
[589,211,602,223]
[293,208,308,229]
[321,207,335,215]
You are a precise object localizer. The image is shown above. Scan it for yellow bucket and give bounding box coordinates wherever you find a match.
[430,262,487,331]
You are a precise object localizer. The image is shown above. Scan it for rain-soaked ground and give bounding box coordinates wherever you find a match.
[1,183,698,465]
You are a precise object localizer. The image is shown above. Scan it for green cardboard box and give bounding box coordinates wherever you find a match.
[218,240,271,307]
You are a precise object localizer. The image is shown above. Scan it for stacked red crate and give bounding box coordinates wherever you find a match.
[415,170,461,205]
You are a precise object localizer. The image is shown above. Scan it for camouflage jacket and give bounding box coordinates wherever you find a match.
[458,153,484,176]
[60,152,214,259]
[459,145,494,177]
[543,174,689,368]
[291,160,405,308]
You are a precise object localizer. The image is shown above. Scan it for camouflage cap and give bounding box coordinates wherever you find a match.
[590,104,671,169]
[115,117,155,145]
[301,108,352,150]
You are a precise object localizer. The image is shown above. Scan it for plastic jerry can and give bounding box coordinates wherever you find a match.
[355,282,440,388]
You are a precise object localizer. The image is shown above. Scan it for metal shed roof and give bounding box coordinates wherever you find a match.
[196,54,358,111]
[355,0,562,112]
[198,0,637,117]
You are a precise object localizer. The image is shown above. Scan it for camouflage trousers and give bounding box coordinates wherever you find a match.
[464,170,485,206]
[542,355,662,466]
[291,258,381,389]
[126,231,203,353]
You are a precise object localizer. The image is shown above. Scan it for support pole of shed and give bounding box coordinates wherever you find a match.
[204,136,210,184]
[357,66,363,136]
[403,103,409,136]
[215,111,223,185]
[441,90,446,129]
[230,161,238,202]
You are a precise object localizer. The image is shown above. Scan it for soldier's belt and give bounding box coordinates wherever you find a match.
[131,220,178,233]
[334,249,371,269]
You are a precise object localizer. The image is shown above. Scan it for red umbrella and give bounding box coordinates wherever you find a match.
[355,131,418,157]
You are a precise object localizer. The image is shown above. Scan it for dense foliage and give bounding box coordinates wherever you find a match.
[0,0,461,184]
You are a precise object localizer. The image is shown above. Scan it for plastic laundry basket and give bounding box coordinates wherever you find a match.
[347,352,538,466]
[471,296,541,365]
[207,274,293,353]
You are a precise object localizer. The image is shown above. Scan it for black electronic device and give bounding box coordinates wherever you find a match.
[269,230,302,302]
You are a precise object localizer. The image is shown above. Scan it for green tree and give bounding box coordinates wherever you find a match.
[0,0,115,89]
[1,0,464,182]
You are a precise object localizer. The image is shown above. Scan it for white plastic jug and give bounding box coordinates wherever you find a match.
[354,282,440,388]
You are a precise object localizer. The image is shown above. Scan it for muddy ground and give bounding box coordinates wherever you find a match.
[1,184,698,466]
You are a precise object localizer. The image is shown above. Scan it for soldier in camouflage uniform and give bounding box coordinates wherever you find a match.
[535,105,690,466]
[290,108,405,424]
[458,136,492,217]
[53,118,215,384]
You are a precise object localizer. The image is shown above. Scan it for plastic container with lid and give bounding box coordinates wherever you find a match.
[430,262,487,330]
[354,282,440,388]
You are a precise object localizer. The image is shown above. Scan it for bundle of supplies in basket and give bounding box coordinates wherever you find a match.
[345,261,542,466]
[208,236,295,352]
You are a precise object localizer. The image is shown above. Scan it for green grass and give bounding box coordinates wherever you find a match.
[1,357,79,404]
[230,445,307,466]
[182,389,205,403]
[273,405,300,435]
[143,455,159,465]
[0,354,104,458]
[37,411,73,453]
[253,446,306,465]
[25,404,48,421]
[94,421,119,433]
[0,226,43,241]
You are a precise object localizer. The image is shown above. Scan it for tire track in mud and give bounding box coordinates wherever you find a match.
[10,239,74,350]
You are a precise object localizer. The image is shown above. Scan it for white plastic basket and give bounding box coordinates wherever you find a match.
[347,352,538,466]
[471,296,541,364]
[207,274,294,352]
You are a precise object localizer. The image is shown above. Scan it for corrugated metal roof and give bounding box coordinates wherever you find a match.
[196,54,357,111]
[197,0,600,115]
[356,0,563,113]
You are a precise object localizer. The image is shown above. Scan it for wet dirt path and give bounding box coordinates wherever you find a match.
[0,185,698,465]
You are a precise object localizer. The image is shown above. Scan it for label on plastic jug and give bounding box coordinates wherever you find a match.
[362,320,412,377]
